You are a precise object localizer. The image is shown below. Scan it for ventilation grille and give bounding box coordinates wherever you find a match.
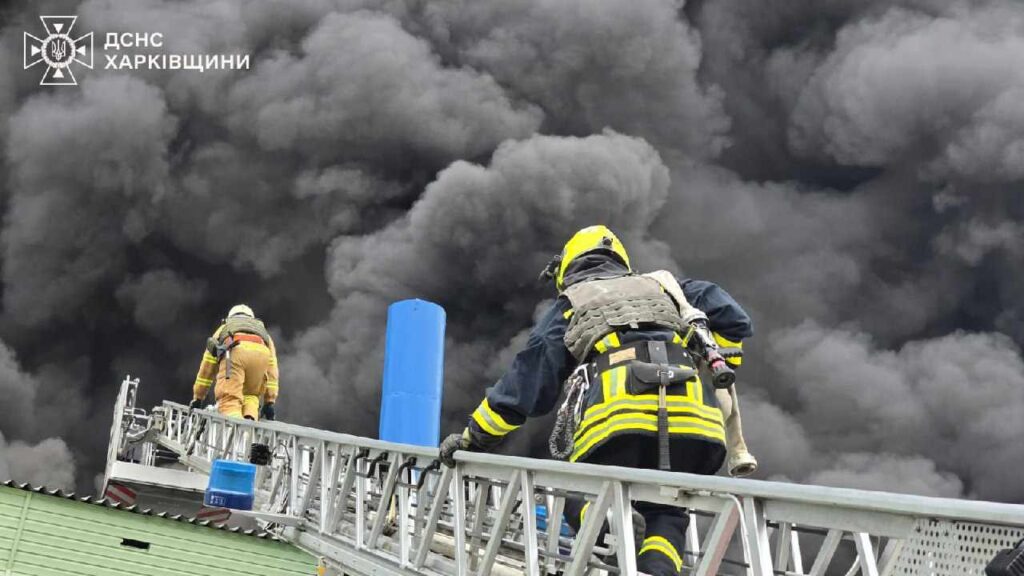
[891,519,1024,575]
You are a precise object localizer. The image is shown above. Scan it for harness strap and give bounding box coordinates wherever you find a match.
[647,341,672,471]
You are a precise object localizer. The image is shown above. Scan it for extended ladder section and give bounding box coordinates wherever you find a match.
[105,377,1024,576]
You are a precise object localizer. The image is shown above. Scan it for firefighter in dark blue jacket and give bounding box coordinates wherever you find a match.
[439,225,753,576]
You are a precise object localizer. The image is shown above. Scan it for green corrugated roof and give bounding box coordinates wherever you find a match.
[0,484,315,576]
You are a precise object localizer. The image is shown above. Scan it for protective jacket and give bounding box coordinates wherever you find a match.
[192,316,280,419]
[466,255,752,462]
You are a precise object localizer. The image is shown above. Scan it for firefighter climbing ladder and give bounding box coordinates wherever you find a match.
[105,377,1024,575]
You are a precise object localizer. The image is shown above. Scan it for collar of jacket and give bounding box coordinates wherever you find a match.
[560,253,630,291]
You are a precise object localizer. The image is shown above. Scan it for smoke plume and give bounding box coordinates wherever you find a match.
[0,0,1022,504]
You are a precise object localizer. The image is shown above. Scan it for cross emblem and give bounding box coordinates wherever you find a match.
[23,16,94,86]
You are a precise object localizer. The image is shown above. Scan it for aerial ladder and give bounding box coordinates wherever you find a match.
[104,376,1024,576]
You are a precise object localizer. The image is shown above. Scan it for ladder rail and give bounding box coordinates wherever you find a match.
[105,381,1024,576]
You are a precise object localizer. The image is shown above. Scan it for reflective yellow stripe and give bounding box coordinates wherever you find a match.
[576,399,723,440]
[481,399,517,432]
[268,357,278,366]
[471,399,520,437]
[712,332,742,348]
[563,308,574,319]
[585,381,721,424]
[580,501,590,525]
[265,383,279,390]
[571,413,725,461]
[202,352,217,365]
[639,536,682,571]
[713,332,743,366]
[600,366,628,400]
[195,377,213,385]
[575,412,726,448]
[223,410,243,418]
[471,411,501,436]
[593,332,621,354]
[610,366,625,397]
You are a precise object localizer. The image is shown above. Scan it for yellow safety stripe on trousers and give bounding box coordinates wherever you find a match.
[713,332,743,367]
[268,356,278,367]
[223,409,243,418]
[265,382,279,390]
[563,308,574,320]
[471,398,520,437]
[575,397,724,441]
[571,413,725,462]
[593,332,621,354]
[639,536,683,572]
[202,351,218,365]
[195,376,213,386]
[579,501,590,525]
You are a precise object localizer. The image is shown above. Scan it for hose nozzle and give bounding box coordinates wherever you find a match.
[708,357,735,389]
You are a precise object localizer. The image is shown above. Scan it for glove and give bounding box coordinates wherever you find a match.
[261,403,276,421]
[189,399,203,410]
[439,429,471,467]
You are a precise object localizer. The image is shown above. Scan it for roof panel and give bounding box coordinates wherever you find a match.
[1,481,273,538]
[0,483,314,576]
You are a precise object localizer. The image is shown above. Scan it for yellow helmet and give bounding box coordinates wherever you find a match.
[228,304,255,318]
[555,225,630,290]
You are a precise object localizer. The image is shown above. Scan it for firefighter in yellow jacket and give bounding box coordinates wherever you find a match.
[440,226,753,576]
[191,304,279,421]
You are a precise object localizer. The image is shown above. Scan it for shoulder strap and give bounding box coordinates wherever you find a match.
[642,270,707,325]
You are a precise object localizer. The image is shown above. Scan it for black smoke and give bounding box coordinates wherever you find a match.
[0,0,1022,503]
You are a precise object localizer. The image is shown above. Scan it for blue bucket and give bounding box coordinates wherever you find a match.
[536,504,572,538]
[204,459,256,510]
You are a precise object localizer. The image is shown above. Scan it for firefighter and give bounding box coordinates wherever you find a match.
[439,226,753,576]
[190,304,279,421]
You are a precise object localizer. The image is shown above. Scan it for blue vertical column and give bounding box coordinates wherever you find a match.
[378,299,446,446]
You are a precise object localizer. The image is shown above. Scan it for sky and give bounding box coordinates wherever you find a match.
[0,0,1022,503]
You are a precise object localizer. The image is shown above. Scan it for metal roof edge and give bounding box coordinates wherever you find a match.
[1,480,280,540]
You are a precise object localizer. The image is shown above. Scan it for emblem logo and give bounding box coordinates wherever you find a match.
[23,16,94,86]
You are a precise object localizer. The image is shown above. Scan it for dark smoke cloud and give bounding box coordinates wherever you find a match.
[291,130,673,436]
[0,340,39,439]
[0,0,1022,506]
[409,0,730,159]
[0,432,76,490]
[805,453,964,498]
[788,4,1024,174]
[4,75,174,326]
[227,10,543,168]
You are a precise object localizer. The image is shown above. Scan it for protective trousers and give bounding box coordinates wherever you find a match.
[215,342,271,420]
[564,435,726,575]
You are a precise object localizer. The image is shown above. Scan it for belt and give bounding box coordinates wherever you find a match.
[590,340,694,375]
[227,333,266,346]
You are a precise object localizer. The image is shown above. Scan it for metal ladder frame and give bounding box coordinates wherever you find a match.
[105,376,1024,576]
